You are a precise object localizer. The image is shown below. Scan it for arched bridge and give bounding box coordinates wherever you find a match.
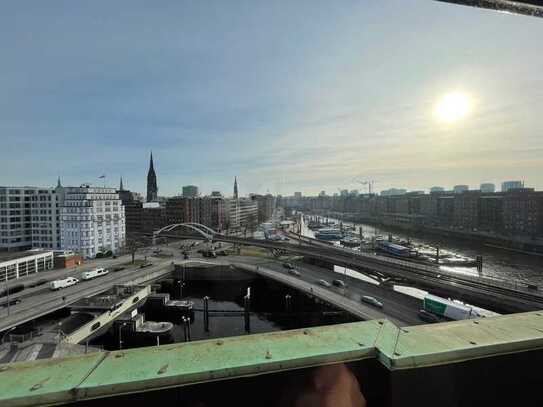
[153,223,219,243]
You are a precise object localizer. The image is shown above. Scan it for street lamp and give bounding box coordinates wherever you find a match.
[118,322,127,350]
[4,274,10,316]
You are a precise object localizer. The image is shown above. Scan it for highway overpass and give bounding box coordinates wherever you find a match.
[152,231,543,313]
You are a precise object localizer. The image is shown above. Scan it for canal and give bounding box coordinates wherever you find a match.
[89,267,359,350]
[301,214,543,286]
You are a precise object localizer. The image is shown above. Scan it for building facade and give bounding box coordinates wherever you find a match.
[0,186,62,252]
[60,185,125,258]
[0,250,54,282]
[118,185,143,240]
[182,185,199,198]
[502,180,524,192]
[251,194,276,223]
[229,198,258,229]
[283,188,543,239]
[480,183,496,193]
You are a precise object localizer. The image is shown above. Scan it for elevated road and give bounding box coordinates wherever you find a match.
[0,259,178,332]
[230,258,422,326]
[155,232,543,313]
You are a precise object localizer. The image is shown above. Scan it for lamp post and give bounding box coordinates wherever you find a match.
[118,322,127,350]
[4,275,10,316]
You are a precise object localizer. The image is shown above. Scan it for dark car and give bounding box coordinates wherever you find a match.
[332,279,346,288]
[1,298,21,308]
[283,263,295,270]
[140,262,153,269]
[112,266,125,272]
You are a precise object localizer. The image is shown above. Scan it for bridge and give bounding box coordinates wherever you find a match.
[150,224,543,313]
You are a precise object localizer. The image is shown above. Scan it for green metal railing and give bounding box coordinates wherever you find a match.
[1,310,543,406]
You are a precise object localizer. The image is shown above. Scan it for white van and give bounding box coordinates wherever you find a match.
[81,268,109,281]
[50,277,79,290]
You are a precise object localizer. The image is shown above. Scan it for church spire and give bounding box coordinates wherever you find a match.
[234,176,238,200]
[146,151,158,202]
[57,176,62,188]
[119,176,124,191]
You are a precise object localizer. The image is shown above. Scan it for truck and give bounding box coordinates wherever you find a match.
[81,267,109,280]
[50,277,79,290]
[423,294,480,320]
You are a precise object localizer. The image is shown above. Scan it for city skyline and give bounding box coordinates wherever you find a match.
[1,1,542,195]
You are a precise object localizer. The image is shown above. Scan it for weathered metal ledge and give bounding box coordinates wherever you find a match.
[2,311,543,406]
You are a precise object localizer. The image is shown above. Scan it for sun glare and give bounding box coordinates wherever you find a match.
[435,92,471,123]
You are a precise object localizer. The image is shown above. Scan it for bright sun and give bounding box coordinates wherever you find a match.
[435,92,472,123]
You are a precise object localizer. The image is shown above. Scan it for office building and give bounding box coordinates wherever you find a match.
[182,185,199,198]
[0,185,62,252]
[480,183,495,193]
[501,180,524,192]
[229,198,258,229]
[117,181,143,240]
[251,194,276,223]
[60,185,125,258]
[381,188,407,196]
[430,186,445,193]
[228,178,258,229]
[453,185,469,194]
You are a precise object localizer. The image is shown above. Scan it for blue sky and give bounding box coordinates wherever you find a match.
[1,0,542,196]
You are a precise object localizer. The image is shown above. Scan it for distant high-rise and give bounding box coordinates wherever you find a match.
[502,180,524,192]
[381,188,407,196]
[430,186,444,193]
[182,185,199,198]
[480,183,495,193]
[119,176,124,191]
[234,177,239,200]
[146,152,158,202]
[453,185,469,194]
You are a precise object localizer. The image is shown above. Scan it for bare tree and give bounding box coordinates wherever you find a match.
[125,238,145,264]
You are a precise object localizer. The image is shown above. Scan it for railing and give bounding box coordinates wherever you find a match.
[1,311,543,406]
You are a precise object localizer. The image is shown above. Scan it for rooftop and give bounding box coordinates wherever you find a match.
[0,250,53,264]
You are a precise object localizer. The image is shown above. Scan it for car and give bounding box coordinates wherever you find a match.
[112,266,125,272]
[50,277,79,290]
[360,295,383,308]
[332,279,346,288]
[418,309,440,323]
[317,279,331,287]
[140,262,153,269]
[283,263,295,270]
[288,269,301,277]
[1,298,21,308]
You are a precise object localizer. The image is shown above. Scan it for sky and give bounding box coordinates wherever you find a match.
[1,0,542,197]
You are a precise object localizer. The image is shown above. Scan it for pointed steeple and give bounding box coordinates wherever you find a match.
[57,176,62,188]
[146,150,158,202]
[119,176,124,191]
[234,176,238,200]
